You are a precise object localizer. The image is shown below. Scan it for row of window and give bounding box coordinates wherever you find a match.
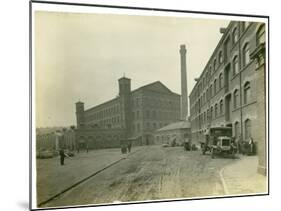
[190,44,252,114]
[234,119,252,139]
[191,81,252,125]
[233,82,251,108]
[132,97,178,109]
[132,110,180,120]
[190,22,265,107]
[88,116,121,129]
[88,104,120,120]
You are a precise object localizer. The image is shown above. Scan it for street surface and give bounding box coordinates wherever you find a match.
[37,147,144,204]
[43,145,235,208]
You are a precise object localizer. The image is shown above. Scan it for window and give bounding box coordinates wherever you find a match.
[219,51,223,64]
[219,73,223,89]
[220,100,223,115]
[243,43,250,66]
[256,24,265,45]
[210,84,213,97]
[136,110,140,119]
[215,104,218,117]
[233,89,239,108]
[233,27,238,44]
[245,119,251,139]
[234,122,240,138]
[244,82,251,104]
[214,79,217,94]
[210,107,213,120]
[233,56,239,75]
[213,59,217,70]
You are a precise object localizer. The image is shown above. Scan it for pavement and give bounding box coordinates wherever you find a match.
[220,155,267,195]
[36,146,145,205]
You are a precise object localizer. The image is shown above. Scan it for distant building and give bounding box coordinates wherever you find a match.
[189,21,266,175]
[36,127,75,151]
[154,121,191,145]
[75,77,181,149]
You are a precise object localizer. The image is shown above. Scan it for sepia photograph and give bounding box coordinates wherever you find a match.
[31,1,268,210]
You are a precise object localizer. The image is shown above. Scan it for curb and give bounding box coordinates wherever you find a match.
[38,147,144,207]
[219,166,230,195]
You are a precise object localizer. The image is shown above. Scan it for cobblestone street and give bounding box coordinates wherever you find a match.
[39,145,242,208]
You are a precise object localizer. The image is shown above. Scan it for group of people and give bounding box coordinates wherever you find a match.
[233,136,255,155]
[121,140,132,154]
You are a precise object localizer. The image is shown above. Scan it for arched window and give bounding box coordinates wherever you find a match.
[220,100,223,115]
[215,104,218,117]
[233,89,239,108]
[243,43,250,66]
[233,27,238,44]
[219,51,223,64]
[256,24,265,46]
[213,59,217,70]
[245,119,251,139]
[244,82,251,104]
[219,73,223,89]
[234,121,240,137]
[210,84,213,97]
[233,55,239,75]
[214,79,217,94]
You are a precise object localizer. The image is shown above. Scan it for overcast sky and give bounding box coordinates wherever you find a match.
[35,11,229,128]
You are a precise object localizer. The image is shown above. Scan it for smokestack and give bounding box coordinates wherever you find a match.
[180,44,188,120]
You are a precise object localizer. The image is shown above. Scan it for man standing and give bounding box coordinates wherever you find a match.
[59,149,69,165]
[127,140,132,153]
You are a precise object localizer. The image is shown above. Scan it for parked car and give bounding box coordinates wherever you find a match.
[201,126,235,158]
[211,136,237,159]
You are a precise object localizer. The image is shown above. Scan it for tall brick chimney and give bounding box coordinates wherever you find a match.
[180,44,188,120]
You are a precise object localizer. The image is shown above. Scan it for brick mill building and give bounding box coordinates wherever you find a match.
[189,21,266,174]
[75,77,181,149]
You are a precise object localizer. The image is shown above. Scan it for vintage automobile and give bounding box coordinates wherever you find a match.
[211,136,237,158]
[201,126,235,158]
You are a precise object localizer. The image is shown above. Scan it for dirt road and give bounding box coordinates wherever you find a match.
[44,145,235,208]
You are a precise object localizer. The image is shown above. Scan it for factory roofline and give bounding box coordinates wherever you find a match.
[84,80,180,113]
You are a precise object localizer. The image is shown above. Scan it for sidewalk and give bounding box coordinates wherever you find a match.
[36,146,144,205]
[220,155,267,195]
